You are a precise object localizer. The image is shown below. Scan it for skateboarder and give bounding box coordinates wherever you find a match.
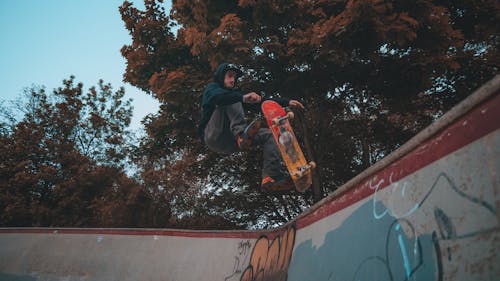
[199,62,304,192]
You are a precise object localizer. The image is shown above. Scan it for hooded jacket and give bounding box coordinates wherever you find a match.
[198,63,290,141]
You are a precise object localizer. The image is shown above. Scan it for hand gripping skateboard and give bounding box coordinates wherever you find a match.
[261,100,316,192]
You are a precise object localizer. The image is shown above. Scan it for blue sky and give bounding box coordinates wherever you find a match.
[0,0,172,131]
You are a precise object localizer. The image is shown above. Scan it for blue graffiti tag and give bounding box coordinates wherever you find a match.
[396,224,412,280]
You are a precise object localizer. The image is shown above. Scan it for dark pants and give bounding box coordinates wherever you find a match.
[204,102,287,179]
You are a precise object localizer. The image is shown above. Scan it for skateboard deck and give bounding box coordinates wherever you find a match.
[261,100,314,192]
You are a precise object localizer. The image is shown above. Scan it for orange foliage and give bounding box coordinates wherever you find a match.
[117,0,499,228]
[184,27,207,55]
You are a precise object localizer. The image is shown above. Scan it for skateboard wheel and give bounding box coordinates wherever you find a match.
[287,111,294,119]
[272,117,280,126]
[309,161,317,169]
[295,170,304,178]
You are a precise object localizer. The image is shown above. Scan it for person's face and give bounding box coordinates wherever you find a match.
[224,70,236,88]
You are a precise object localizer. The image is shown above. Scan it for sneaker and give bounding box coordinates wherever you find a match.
[237,119,262,150]
[261,176,294,193]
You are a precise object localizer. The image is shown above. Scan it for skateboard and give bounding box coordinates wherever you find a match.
[261,100,315,192]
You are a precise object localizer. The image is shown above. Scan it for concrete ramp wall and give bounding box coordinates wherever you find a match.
[1,76,499,281]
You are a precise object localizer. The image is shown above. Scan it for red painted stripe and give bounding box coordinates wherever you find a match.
[0,228,266,239]
[296,92,500,229]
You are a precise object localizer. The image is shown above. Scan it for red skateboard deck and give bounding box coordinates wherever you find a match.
[261,100,314,192]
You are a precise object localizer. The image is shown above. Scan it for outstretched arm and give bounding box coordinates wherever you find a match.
[288,99,305,110]
[242,92,262,104]
[204,83,244,107]
[242,96,305,112]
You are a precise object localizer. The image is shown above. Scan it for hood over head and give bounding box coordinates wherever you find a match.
[214,62,243,87]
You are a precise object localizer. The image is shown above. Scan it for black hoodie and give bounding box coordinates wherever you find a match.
[198,63,290,141]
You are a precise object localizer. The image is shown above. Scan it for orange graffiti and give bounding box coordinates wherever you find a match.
[240,226,296,281]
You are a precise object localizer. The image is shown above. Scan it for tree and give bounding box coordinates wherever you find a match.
[119,0,498,228]
[0,77,153,227]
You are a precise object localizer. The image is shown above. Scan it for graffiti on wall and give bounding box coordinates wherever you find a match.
[225,240,253,281]
[225,226,296,281]
[288,170,498,281]
[224,128,499,281]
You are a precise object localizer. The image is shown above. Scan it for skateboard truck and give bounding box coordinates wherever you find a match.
[272,111,294,126]
[291,161,316,178]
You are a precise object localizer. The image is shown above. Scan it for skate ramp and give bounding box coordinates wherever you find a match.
[1,75,499,281]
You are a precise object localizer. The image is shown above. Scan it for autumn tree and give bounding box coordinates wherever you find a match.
[0,77,155,227]
[119,0,498,228]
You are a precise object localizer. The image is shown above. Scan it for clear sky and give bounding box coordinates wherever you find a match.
[0,0,171,131]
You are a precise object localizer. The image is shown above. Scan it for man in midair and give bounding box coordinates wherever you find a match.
[199,62,304,192]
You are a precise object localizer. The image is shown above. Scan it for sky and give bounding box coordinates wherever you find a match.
[0,0,172,131]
